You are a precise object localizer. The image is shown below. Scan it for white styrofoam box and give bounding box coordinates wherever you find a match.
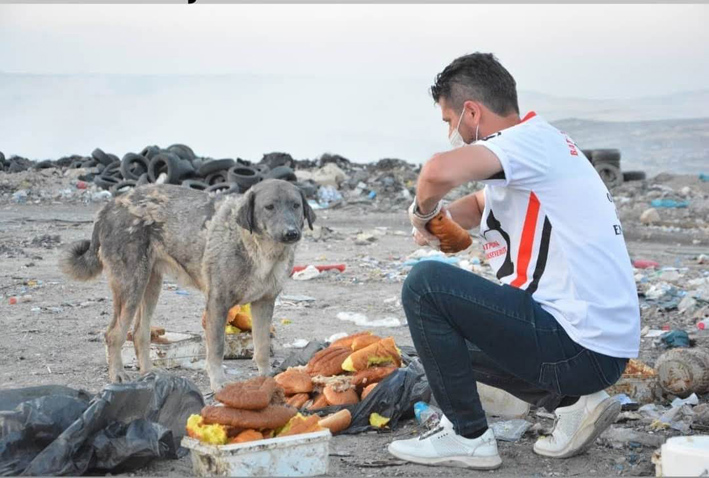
[182,430,331,477]
[121,332,202,369]
[659,435,709,477]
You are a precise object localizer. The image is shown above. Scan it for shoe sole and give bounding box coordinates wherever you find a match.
[534,397,621,459]
[388,445,502,470]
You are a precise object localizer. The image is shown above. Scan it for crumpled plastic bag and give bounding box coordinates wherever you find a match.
[660,329,691,348]
[0,372,204,476]
[275,342,431,434]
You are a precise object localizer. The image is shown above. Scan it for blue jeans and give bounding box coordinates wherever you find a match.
[402,261,628,436]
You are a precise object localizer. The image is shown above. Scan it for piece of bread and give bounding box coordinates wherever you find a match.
[278,414,323,437]
[361,383,377,400]
[275,368,314,395]
[231,429,263,444]
[201,405,297,430]
[286,393,310,409]
[214,377,279,410]
[351,334,382,351]
[126,326,166,342]
[352,365,398,387]
[306,346,352,377]
[306,394,329,411]
[341,337,401,372]
[318,409,352,435]
[329,331,373,349]
[323,385,359,406]
[426,211,472,253]
[227,305,253,331]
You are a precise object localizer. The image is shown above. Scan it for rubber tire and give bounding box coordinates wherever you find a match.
[167,144,196,161]
[592,149,621,168]
[91,148,113,166]
[94,174,121,190]
[103,161,122,177]
[206,183,240,195]
[265,165,296,182]
[136,173,150,186]
[595,163,623,189]
[148,152,193,184]
[120,153,149,181]
[111,179,137,195]
[69,160,84,169]
[182,180,209,191]
[34,160,55,169]
[141,145,161,160]
[228,166,262,190]
[623,170,647,182]
[206,171,228,185]
[81,159,98,169]
[198,159,235,177]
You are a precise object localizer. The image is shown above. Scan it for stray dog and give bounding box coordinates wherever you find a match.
[61,179,315,392]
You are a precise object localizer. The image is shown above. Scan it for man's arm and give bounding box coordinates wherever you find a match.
[415,145,502,215]
[447,190,486,230]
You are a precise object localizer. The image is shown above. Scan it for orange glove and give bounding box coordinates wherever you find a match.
[425,211,472,253]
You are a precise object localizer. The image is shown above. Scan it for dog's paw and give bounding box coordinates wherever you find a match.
[110,370,132,384]
[209,374,229,394]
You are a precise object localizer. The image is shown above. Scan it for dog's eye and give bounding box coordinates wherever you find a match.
[293,203,301,209]
[265,204,275,211]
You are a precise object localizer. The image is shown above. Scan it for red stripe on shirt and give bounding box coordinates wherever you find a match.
[510,192,540,288]
[521,111,537,123]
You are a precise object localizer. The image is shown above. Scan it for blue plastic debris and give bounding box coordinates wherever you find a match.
[660,329,690,348]
[650,199,689,208]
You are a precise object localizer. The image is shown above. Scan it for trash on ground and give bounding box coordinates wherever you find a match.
[655,435,709,477]
[292,265,321,281]
[660,329,691,348]
[650,198,690,208]
[490,419,533,442]
[336,312,401,328]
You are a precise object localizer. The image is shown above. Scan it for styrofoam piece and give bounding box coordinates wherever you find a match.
[659,435,709,477]
[477,382,530,419]
[121,332,202,369]
[182,430,331,477]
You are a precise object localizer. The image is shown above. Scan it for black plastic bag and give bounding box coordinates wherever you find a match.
[276,343,431,434]
[0,372,204,476]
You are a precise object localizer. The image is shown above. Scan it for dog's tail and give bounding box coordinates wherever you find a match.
[60,227,103,281]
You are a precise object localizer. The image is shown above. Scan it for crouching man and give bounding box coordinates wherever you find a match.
[388,52,639,469]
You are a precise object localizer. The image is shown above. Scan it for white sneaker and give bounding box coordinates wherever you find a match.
[388,424,502,470]
[533,391,621,458]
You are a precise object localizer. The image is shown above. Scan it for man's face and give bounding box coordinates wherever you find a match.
[439,97,462,140]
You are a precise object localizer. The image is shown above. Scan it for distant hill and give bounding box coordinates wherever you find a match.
[553,117,709,175]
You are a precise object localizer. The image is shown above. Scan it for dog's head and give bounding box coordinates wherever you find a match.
[236,179,316,244]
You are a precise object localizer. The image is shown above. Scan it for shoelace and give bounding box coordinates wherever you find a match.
[419,425,445,441]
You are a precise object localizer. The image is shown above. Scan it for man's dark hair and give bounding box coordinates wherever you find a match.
[431,52,519,116]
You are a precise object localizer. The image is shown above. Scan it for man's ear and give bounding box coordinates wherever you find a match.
[236,190,256,233]
[300,190,316,230]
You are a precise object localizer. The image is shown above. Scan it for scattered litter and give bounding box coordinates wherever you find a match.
[281,319,292,325]
[650,198,690,208]
[336,312,401,328]
[602,426,665,447]
[283,339,309,349]
[490,419,532,442]
[660,329,690,348]
[292,265,321,281]
[633,259,659,269]
[175,289,189,296]
[671,393,699,408]
[279,294,317,303]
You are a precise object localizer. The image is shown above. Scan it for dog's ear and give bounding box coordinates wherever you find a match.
[236,190,256,233]
[300,189,316,230]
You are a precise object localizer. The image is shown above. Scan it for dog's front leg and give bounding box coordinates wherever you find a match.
[205,295,230,393]
[251,297,275,376]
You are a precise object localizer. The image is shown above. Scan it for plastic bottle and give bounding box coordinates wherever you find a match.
[697,319,709,330]
[413,402,442,430]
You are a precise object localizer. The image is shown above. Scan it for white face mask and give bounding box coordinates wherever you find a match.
[448,108,479,148]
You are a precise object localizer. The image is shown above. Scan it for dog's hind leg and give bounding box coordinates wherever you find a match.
[133,269,163,376]
[251,297,275,376]
[105,268,151,384]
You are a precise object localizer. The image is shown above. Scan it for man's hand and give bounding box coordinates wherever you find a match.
[412,228,440,249]
[408,198,441,244]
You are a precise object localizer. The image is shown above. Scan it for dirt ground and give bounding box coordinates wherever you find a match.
[1,183,707,476]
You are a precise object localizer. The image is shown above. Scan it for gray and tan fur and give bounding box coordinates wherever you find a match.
[61,179,315,392]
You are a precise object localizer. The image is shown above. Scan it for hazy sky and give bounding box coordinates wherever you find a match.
[1,4,708,98]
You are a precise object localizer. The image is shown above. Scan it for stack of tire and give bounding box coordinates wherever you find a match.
[85,146,300,196]
[582,149,646,189]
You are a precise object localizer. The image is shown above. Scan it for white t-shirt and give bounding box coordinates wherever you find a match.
[475,111,640,358]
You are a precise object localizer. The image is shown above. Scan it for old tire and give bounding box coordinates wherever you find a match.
[33,160,55,169]
[228,166,262,191]
[206,171,228,185]
[94,174,121,190]
[595,163,623,189]
[168,144,196,161]
[91,148,113,166]
[592,149,621,168]
[140,145,161,160]
[198,159,235,177]
[120,153,149,180]
[182,179,209,191]
[148,152,194,184]
[623,170,646,182]
[103,161,122,177]
[136,173,150,186]
[111,179,137,195]
[265,165,297,182]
